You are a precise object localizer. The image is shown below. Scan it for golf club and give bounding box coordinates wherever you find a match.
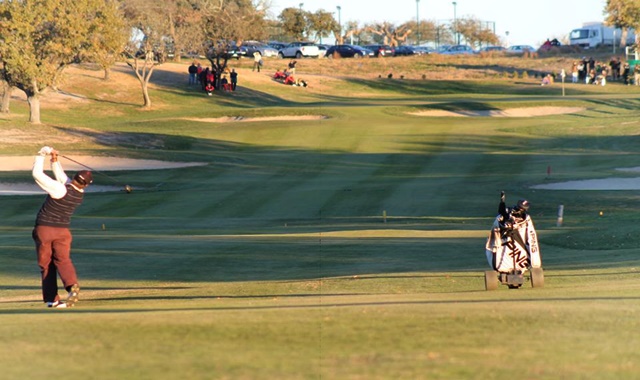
[61,155,133,193]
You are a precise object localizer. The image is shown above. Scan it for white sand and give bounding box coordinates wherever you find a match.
[0,156,206,195]
[0,156,206,171]
[532,177,640,190]
[409,106,585,117]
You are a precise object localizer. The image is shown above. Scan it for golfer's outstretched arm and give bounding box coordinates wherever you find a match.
[50,152,69,185]
[32,152,67,199]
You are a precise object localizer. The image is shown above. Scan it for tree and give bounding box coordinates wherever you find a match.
[279,7,307,40]
[161,0,204,63]
[0,77,11,114]
[199,0,269,87]
[199,0,269,47]
[307,10,338,44]
[604,0,640,46]
[342,21,365,45]
[121,0,169,108]
[0,0,127,124]
[455,17,499,48]
[83,0,129,80]
[399,20,437,45]
[366,22,412,47]
[435,23,454,46]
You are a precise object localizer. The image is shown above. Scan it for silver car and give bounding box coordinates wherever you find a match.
[439,44,475,55]
[506,45,535,54]
[278,42,320,59]
[244,42,278,58]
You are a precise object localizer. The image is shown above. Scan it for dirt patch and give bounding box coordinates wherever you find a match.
[409,106,585,118]
[183,115,328,123]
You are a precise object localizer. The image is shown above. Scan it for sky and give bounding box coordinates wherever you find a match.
[269,0,608,48]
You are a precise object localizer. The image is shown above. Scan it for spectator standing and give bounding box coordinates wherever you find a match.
[578,58,587,82]
[610,57,621,81]
[622,62,630,85]
[230,69,238,91]
[288,60,297,75]
[635,63,640,86]
[199,67,208,90]
[188,62,198,85]
[196,63,203,83]
[571,62,579,83]
[253,51,262,72]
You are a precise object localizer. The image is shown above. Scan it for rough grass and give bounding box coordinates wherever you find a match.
[1,56,640,379]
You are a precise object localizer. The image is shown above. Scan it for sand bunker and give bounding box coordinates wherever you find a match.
[0,156,207,195]
[184,115,328,123]
[532,178,640,190]
[0,156,206,172]
[410,106,585,118]
[533,167,640,190]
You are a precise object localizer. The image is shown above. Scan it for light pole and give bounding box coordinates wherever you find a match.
[416,0,420,45]
[299,3,303,10]
[336,6,342,44]
[452,1,458,45]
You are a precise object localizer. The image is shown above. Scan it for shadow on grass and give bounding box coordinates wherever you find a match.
[312,76,640,101]
[431,63,550,77]
[2,296,640,315]
[4,122,640,284]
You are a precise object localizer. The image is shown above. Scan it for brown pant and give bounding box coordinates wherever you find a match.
[32,225,78,303]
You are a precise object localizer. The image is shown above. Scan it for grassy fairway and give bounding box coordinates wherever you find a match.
[1,60,640,379]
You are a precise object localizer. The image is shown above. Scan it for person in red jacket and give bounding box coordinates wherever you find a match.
[284,75,296,85]
[32,146,92,308]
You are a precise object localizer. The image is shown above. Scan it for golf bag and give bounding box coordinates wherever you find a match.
[485,211,541,273]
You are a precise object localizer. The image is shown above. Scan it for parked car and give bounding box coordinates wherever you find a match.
[413,46,435,54]
[243,42,279,58]
[268,41,287,51]
[436,44,452,53]
[317,44,330,57]
[363,44,395,57]
[325,44,373,58]
[221,45,246,59]
[440,44,475,55]
[278,42,320,59]
[394,45,421,56]
[478,45,506,53]
[506,45,535,54]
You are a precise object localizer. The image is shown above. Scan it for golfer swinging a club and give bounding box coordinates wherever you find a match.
[32,146,92,308]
